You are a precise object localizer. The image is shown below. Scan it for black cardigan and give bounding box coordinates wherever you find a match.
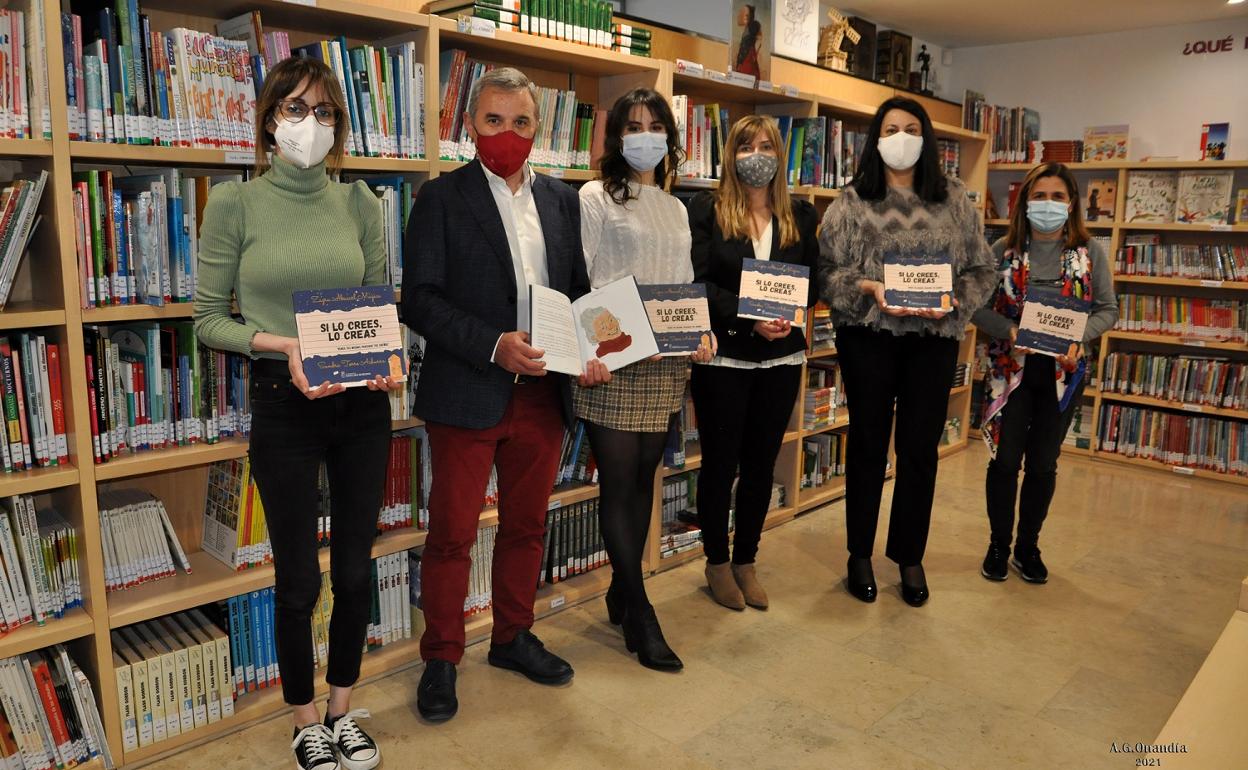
[688,190,821,362]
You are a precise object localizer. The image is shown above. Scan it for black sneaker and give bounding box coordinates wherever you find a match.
[1011,549,1049,584]
[417,659,458,723]
[291,724,339,770]
[325,709,379,770]
[981,543,1010,581]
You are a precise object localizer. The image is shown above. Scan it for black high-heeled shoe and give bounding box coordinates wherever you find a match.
[846,556,877,603]
[604,581,625,626]
[899,563,929,607]
[622,606,683,671]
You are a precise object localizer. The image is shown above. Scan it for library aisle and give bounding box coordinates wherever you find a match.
[143,443,1248,770]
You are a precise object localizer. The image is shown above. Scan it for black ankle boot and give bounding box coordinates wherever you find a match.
[622,606,683,671]
[604,581,625,626]
[899,563,929,607]
[846,556,877,603]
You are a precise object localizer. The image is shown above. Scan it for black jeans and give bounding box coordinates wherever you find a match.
[985,353,1084,556]
[690,363,802,565]
[247,359,392,706]
[836,326,959,566]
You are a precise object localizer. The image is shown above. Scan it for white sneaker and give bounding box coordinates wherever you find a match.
[327,709,380,770]
[292,724,339,770]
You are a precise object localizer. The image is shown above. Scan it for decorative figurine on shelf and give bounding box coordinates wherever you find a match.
[818,7,860,72]
[917,44,933,95]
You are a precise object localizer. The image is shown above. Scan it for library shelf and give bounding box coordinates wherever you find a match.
[93,439,251,481]
[657,543,705,570]
[1117,222,1248,233]
[784,430,801,444]
[984,216,1114,230]
[0,607,96,660]
[813,94,877,121]
[1097,392,1248,421]
[0,138,54,157]
[1111,275,1248,291]
[763,505,798,529]
[0,302,67,330]
[938,440,969,459]
[989,161,1132,172]
[81,303,195,323]
[1102,330,1248,353]
[1062,444,1093,457]
[801,414,850,438]
[1090,452,1248,488]
[663,444,702,476]
[808,347,838,359]
[546,482,601,507]
[672,72,809,106]
[672,177,719,190]
[990,160,1248,172]
[791,185,841,199]
[950,384,972,397]
[68,141,433,174]
[434,16,660,77]
[0,464,80,497]
[797,479,847,513]
[436,159,595,180]
[391,416,426,430]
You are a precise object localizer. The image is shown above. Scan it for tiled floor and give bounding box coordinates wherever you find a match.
[145,444,1248,769]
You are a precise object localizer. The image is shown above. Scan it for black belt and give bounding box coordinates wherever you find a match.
[252,358,290,379]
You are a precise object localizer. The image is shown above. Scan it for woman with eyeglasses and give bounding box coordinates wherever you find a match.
[195,57,399,770]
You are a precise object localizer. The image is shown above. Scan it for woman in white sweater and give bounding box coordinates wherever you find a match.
[574,88,714,671]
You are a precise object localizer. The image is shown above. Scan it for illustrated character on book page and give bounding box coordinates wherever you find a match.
[581,307,633,357]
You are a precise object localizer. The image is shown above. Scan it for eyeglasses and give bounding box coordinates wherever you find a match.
[276,99,340,127]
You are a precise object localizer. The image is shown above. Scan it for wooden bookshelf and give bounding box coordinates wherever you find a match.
[1102,330,1247,353]
[92,439,251,481]
[0,607,96,660]
[1097,392,1247,422]
[1111,275,1248,291]
[0,302,67,330]
[0,464,80,497]
[0,138,55,157]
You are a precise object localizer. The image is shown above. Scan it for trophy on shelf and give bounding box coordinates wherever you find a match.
[818,7,860,72]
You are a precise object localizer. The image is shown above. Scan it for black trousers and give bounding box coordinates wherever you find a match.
[690,363,802,565]
[985,353,1084,555]
[836,326,959,566]
[247,359,392,706]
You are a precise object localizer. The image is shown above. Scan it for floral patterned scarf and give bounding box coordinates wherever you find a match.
[981,243,1092,458]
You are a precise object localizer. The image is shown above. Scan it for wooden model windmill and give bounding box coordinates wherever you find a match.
[819,8,860,71]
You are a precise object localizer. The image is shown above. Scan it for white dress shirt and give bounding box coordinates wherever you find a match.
[578,180,693,288]
[481,161,548,360]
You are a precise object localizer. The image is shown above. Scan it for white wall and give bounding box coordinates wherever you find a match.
[944,17,1248,160]
[624,0,727,40]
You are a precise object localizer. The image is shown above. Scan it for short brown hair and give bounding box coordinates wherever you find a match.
[253,57,349,175]
[715,115,799,249]
[1006,162,1092,253]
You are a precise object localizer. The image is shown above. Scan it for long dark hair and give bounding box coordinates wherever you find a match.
[599,88,683,204]
[1006,162,1092,253]
[735,5,760,68]
[851,96,948,204]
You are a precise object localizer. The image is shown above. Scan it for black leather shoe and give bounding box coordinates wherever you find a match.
[981,543,1010,582]
[1011,549,1049,584]
[899,563,929,607]
[416,659,457,723]
[846,556,877,603]
[487,630,574,685]
[605,581,625,626]
[622,606,683,672]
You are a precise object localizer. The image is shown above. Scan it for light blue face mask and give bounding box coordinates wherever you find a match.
[1027,199,1070,233]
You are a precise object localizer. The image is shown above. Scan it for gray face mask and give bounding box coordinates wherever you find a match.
[736,152,778,188]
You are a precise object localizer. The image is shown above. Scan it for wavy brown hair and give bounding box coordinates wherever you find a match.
[253,57,349,175]
[1005,162,1092,253]
[715,115,798,248]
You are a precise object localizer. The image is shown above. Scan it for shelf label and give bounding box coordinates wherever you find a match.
[706,69,729,83]
[675,59,705,78]
[1181,403,1203,413]
[223,151,252,165]
[1179,338,1207,347]
[550,595,566,609]
[280,0,316,6]
[1172,466,1196,476]
[546,167,565,178]
[757,80,774,92]
[459,16,497,37]
[1210,223,1233,232]
[1200,280,1224,288]
[727,71,757,89]
[782,84,800,98]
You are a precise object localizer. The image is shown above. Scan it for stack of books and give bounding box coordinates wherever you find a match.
[660,471,700,557]
[0,645,111,769]
[0,172,50,311]
[538,500,606,585]
[99,490,191,593]
[0,497,82,632]
[612,23,652,57]
[1026,139,1084,164]
[809,305,834,352]
[0,334,70,473]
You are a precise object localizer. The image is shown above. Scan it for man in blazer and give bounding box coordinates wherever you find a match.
[401,67,607,723]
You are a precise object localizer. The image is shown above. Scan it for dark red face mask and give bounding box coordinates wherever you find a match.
[475,129,534,179]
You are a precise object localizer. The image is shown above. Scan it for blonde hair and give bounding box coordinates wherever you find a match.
[715,115,799,249]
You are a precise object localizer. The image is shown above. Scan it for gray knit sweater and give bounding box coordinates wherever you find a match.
[817,178,997,340]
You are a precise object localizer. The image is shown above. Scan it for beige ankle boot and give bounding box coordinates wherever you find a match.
[731,564,769,609]
[705,562,746,610]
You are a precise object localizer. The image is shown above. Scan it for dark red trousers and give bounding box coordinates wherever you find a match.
[419,379,565,663]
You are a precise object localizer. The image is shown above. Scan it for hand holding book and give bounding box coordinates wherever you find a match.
[860,279,959,318]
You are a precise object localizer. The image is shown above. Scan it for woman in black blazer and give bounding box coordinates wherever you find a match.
[688,114,820,612]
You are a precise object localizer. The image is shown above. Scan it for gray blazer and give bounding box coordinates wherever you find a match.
[400,159,590,430]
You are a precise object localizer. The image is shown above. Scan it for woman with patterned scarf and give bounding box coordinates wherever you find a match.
[972,163,1118,585]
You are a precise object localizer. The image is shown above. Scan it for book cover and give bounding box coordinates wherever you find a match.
[1236,189,1248,225]
[293,285,407,387]
[883,250,954,310]
[1084,178,1116,222]
[638,284,711,356]
[1175,170,1234,224]
[737,259,810,323]
[1016,286,1089,357]
[1124,171,1178,223]
[530,276,659,375]
[730,0,770,82]
[1082,124,1129,162]
[1199,122,1229,161]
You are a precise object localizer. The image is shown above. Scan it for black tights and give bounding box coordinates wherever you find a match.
[583,421,667,613]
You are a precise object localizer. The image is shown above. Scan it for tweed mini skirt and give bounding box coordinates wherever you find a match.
[573,357,689,432]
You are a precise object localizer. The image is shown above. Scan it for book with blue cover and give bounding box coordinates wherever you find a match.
[293,285,407,387]
[639,284,711,356]
[737,259,810,323]
[883,250,953,310]
[1015,285,1088,357]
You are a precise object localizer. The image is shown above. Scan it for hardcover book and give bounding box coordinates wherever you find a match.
[292,285,407,388]
[1199,122,1229,161]
[883,251,953,311]
[737,259,810,324]
[638,284,711,356]
[1175,170,1234,225]
[1082,124,1129,162]
[1124,171,1178,223]
[1016,285,1088,357]
[1084,178,1116,222]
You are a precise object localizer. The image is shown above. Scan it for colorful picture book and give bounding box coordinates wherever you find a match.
[638,284,711,356]
[1175,170,1235,225]
[1083,178,1117,222]
[737,259,810,324]
[293,285,407,388]
[530,276,659,376]
[1199,122,1229,161]
[1123,171,1178,223]
[1082,124,1129,162]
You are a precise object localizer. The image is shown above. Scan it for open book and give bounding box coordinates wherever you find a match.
[530,276,659,376]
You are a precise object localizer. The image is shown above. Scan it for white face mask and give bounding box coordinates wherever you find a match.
[274,116,336,169]
[621,131,668,173]
[878,131,924,171]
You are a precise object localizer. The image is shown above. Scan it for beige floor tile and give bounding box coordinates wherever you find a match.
[1039,667,1177,744]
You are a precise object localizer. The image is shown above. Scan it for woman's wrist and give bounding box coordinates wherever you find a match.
[252,332,298,356]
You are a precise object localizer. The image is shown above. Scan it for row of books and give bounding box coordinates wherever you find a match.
[83,323,253,464]
[0,497,81,634]
[1100,352,1247,410]
[663,401,698,469]
[388,327,425,421]
[0,171,49,312]
[610,22,652,57]
[1063,404,1094,450]
[960,92,1039,164]
[952,361,973,389]
[660,471,700,558]
[555,421,597,487]
[1125,170,1237,226]
[1114,294,1248,342]
[936,138,962,181]
[1116,237,1248,281]
[1,6,51,140]
[356,176,416,293]
[809,304,834,352]
[775,116,874,190]
[111,610,236,752]
[465,525,495,616]
[801,433,845,489]
[100,489,191,593]
[72,167,220,308]
[431,0,625,50]
[539,499,605,586]
[314,432,429,545]
[804,361,844,430]
[0,334,69,473]
[1097,404,1247,477]
[672,96,726,181]
[0,645,111,770]
[202,457,271,572]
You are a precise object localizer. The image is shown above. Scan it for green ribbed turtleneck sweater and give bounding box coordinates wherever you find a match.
[193,155,386,360]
